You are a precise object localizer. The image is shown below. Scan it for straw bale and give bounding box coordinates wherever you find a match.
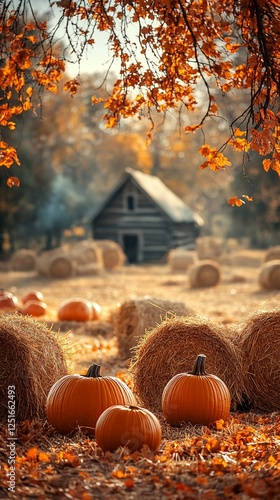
[76,263,103,276]
[93,240,126,270]
[10,249,37,271]
[234,308,280,411]
[130,315,243,413]
[115,296,194,359]
[0,313,69,422]
[264,245,280,262]
[196,236,223,260]
[167,248,196,271]
[69,239,104,267]
[36,250,74,279]
[258,260,280,290]
[189,259,221,288]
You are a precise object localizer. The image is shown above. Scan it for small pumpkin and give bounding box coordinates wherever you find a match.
[57,298,94,322]
[22,290,44,304]
[0,290,19,311]
[21,300,47,317]
[90,301,101,320]
[46,364,136,434]
[162,354,231,426]
[95,405,162,452]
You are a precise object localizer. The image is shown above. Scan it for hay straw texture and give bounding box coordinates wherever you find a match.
[130,315,244,413]
[234,308,280,411]
[114,297,194,359]
[258,260,280,290]
[69,240,104,267]
[36,250,74,279]
[264,245,280,262]
[167,248,196,271]
[93,240,126,270]
[10,249,37,271]
[0,313,69,421]
[189,259,221,288]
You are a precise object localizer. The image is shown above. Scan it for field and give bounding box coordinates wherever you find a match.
[0,251,280,499]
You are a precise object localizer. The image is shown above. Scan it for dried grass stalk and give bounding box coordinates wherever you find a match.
[114,296,194,359]
[93,240,126,270]
[130,315,243,412]
[167,248,196,271]
[0,313,69,421]
[264,246,280,262]
[189,260,221,288]
[36,250,74,279]
[258,260,280,290]
[10,249,37,271]
[234,308,280,411]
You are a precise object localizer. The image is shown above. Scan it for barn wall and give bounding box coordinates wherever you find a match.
[92,178,199,262]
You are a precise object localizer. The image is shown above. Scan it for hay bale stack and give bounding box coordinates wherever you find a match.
[76,263,103,276]
[93,240,126,270]
[264,245,280,262]
[0,313,69,421]
[114,296,194,359]
[69,239,104,267]
[196,236,223,260]
[36,249,74,279]
[189,259,221,288]
[130,315,243,412]
[234,309,280,411]
[258,260,280,290]
[10,249,37,271]
[167,248,196,271]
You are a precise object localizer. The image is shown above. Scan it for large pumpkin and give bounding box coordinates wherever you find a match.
[21,300,47,317]
[162,354,231,426]
[57,298,98,322]
[95,405,162,452]
[46,364,136,434]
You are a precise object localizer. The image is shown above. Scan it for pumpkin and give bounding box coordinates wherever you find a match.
[95,404,162,452]
[21,300,47,317]
[90,301,101,320]
[22,290,44,304]
[0,290,19,311]
[46,364,136,434]
[57,298,94,322]
[162,354,231,426]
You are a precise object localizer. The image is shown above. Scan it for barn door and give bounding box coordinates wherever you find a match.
[123,234,139,263]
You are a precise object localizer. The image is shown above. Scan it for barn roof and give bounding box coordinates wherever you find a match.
[92,168,204,226]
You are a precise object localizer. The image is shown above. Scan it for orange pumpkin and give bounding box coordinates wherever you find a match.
[22,290,44,304]
[162,354,231,426]
[90,301,101,320]
[46,364,136,435]
[57,298,93,322]
[95,404,162,452]
[21,300,47,317]
[0,290,19,311]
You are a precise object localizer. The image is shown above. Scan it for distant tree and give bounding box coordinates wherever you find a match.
[0,0,279,206]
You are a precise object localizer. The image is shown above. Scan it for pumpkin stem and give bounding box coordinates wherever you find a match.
[85,364,102,378]
[191,354,207,376]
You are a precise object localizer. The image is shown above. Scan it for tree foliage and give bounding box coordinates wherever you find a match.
[0,0,280,200]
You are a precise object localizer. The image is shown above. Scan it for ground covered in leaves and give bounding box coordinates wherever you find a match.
[0,254,280,499]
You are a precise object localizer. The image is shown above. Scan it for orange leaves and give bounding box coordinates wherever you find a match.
[199,144,232,171]
[64,79,81,95]
[228,195,253,207]
[7,177,20,188]
[0,142,20,169]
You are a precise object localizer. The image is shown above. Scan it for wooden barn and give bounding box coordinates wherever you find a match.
[91,168,204,263]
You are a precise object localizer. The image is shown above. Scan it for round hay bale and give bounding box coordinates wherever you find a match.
[258,260,280,290]
[114,296,194,359]
[36,250,74,279]
[76,263,103,276]
[69,239,103,267]
[10,249,37,271]
[189,259,221,288]
[234,309,280,411]
[264,245,280,263]
[130,315,244,413]
[167,248,196,271]
[0,313,69,422]
[93,240,126,270]
[196,236,223,260]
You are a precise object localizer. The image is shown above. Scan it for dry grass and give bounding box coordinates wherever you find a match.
[130,315,244,413]
[0,313,69,421]
[234,308,280,411]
